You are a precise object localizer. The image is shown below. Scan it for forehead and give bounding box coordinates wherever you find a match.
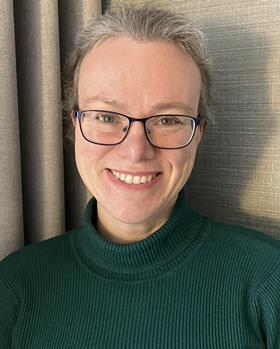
[78,37,201,113]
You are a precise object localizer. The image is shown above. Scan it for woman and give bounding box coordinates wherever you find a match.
[1,5,280,348]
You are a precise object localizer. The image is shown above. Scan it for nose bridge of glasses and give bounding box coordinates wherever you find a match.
[119,116,154,150]
[128,116,147,125]
[124,116,147,133]
[125,116,149,138]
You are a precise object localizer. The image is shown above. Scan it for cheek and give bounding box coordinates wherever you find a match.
[171,147,196,168]
[75,124,99,157]
[74,132,105,174]
[167,146,198,183]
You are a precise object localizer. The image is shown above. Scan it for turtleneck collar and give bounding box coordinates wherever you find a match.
[71,190,205,281]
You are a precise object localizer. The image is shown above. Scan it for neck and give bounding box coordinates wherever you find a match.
[96,204,174,244]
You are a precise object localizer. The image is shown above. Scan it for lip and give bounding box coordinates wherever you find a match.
[105,169,162,190]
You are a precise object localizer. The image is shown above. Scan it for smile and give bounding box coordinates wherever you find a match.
[110,170,158,185]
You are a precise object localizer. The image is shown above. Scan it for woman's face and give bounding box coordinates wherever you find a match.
[75,37,203,230]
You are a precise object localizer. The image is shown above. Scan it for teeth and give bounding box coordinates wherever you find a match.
[111,170,157,184]
[126,175,133,184]
[133,176,141,184]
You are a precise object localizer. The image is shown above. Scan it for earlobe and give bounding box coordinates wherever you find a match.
[71,112,76,127]
[197,120,206,145]
[200,119,207,132]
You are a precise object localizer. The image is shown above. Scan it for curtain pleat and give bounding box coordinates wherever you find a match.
[0,0,24,259]
[58,0,102,231]
[13,0,64,246]
[0,0,102,260]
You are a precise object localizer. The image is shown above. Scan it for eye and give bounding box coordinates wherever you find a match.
[96,113,118,123]
[157,116,182,126]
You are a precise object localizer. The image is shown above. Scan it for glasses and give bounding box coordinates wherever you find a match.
[75,109,201,149]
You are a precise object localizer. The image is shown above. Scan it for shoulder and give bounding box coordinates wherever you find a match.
[202,217,280,282]
[1,231,71,265]
[0,229,77,290]
[207,217,280,252]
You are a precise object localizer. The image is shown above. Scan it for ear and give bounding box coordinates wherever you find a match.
[196,119,206,146]
[200,118,207,133]
[71,111,76,127]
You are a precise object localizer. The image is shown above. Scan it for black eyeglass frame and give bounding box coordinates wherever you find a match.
[74,109,201,150]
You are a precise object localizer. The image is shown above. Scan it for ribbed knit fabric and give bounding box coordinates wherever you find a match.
[1,191,280,348]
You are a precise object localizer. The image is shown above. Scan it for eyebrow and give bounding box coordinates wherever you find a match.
[83,96,126,110]
[82,96,195,115]
[150,102,195,115]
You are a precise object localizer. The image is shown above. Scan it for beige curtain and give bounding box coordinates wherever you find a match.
[0,0,279,260]
[0,0,102,260]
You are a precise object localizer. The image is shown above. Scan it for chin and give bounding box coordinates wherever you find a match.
[96,188,172,226]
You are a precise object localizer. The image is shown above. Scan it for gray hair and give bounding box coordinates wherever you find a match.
[63,4,213,141]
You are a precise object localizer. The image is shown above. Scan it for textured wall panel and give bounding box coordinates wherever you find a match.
[104,0,280,236]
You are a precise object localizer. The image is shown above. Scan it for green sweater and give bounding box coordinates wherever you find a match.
[1,192,280,348]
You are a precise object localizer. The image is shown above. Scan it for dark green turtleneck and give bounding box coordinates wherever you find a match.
[1,191,280,348]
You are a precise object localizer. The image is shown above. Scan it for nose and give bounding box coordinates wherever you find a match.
[117,120,156,162]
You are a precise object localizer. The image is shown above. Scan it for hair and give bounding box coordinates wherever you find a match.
[63,4,213,143]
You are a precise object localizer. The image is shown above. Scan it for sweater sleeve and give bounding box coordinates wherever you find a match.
[0,278,19,348]
[255,266,280,349]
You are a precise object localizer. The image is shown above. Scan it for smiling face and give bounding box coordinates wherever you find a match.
[75,37,203,239]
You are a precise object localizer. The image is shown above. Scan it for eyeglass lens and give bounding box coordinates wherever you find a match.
[80,111,195,148]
